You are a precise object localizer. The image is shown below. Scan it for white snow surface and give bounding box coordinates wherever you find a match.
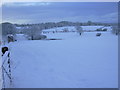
[9,31,118,88]
[42,26,112,32]
[15,34,27,41]
[43,26,76,32]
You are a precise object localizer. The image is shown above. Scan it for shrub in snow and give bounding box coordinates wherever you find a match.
[32,35,47,40]
[39,35,47,40]
[96,28,107,31]
[96,33,101,36]
[96,28,102,31]
[102,28,107,31]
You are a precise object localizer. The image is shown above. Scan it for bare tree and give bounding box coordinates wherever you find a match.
[2,22,16,36]
[87,21,92,26]
[75,26,83,36]
[112,26,119,35]
[23,25,42,40]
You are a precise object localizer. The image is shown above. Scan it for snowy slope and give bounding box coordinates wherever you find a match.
[42,26,112,32]
[10,32,118,88]
[15,34,27,41]
[44,31,112,39]
[42,26,75,32]
[81,26,104,31]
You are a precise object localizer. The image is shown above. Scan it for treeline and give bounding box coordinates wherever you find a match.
[15,21,113,29]
[1,21,119,40]
[2,22,16,36]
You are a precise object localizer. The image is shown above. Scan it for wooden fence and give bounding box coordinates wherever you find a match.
[2,47,12,88]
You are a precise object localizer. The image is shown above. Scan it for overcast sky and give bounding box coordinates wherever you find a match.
[2,2,118,24]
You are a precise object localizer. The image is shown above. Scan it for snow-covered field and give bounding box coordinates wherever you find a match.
[8,30,118,88]
[42,26,112,32]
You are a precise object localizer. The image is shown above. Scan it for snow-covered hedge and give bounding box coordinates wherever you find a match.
[29,35,47,40]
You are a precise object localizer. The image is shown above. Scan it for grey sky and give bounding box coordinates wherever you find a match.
[2,2,118,24]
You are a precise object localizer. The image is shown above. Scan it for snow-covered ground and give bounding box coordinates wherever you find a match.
[9,31,118,88]
[15,34,27,41]
[42,26,112,33]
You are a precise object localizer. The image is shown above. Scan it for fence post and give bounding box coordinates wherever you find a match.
[2,47,12,88]
[8,52,12,84]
